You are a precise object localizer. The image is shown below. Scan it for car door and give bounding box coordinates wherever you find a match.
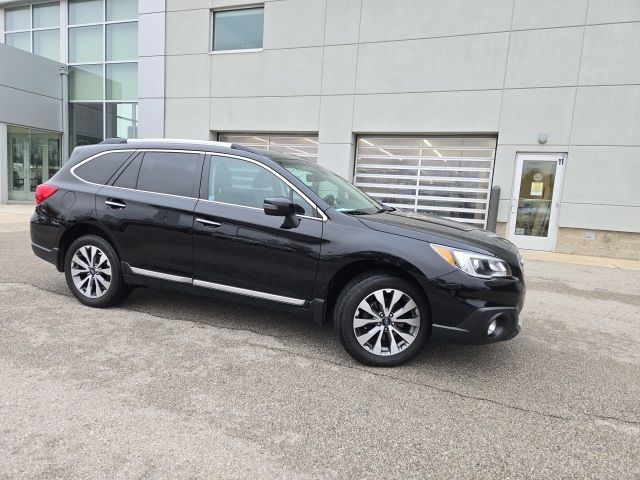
[95,150,204,279]
[192,153,323,304]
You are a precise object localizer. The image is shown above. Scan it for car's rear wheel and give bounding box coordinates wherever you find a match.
[64,235,129,308]
[334,272,430,367]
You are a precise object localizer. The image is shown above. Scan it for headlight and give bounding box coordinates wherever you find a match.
[430,244,512,279]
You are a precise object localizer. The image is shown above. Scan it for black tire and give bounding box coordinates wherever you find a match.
[64,235,130,308]
[334,271,430,367]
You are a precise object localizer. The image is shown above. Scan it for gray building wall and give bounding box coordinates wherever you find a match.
[0,42,63,202]
[158,1,640,257]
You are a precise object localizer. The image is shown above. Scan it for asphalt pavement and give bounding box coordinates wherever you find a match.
[0,224,638,479]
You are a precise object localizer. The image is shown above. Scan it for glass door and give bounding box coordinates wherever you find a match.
[8,127,30,201]
[507,153,566,251]
[7,126,62,201]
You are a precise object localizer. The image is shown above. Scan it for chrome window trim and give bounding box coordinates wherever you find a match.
[204,152,328,222]
[129,266,192,284]
[193,279,306,307]
[70,149,208,200]
[69,149,328,221]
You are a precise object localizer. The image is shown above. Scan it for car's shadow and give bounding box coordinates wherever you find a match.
[121,286,522,372]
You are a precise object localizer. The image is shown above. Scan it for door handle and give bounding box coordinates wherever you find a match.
[196,217,222,228]
[105,199,126,209]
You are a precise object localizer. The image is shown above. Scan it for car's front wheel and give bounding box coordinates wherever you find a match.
[64,235,129,308]
[334,272,430,367]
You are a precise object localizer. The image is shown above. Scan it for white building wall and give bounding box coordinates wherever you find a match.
[0,43,63,203]
[162,0,640,237]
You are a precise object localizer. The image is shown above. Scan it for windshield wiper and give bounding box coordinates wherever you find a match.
[377,206,396,213]
[342,209,371,215]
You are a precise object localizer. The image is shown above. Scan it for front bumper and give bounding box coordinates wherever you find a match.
[425,268,525,345]
[430,306,521,344]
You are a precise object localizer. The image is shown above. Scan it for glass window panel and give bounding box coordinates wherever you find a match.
[106,63,138,100]
[33,3,60,29]
[69,102,104,148]
[69,65,103,101]
[5,6,30,31]
[8,126,30,201]
[112,154,141,189]
[107,0,137,21]
[106,103,138,138]
[5,32,31,52]
[69,0,103,25]
[138,152,201,197]
[68,25,103,63]
[75,151,132,184]
[212,7,263,51]
[106,22,138,61]
[33,29,60,61]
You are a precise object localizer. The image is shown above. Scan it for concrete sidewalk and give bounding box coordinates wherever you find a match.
[521,249,640,271]
[3,203,639,270]
[0,204,33,233]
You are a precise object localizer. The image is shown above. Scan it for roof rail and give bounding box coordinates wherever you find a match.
[126,138,232,148]
[100,138,128,144]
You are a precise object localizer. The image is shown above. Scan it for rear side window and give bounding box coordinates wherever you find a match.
[112,154,142,189]
[136,152,201,197]
[74,151,133,184]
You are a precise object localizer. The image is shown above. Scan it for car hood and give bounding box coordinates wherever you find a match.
[359,211,521,264]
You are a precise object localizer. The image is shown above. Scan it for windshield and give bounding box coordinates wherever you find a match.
[281,161,382,214]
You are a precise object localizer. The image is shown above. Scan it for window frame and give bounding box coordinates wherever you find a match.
[199,153,325,221]
[210,4,264,54]
[3,2,61,61]
[71,149,205,199]
[67,0,139,145]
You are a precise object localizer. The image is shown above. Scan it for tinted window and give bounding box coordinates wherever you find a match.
[212,7,263,51]
[137,152,201,197]
[74,151,132,184]
[208,156,315,216]
[112,154,142,189]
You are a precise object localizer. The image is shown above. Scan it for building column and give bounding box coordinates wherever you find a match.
[0,122,7,203]
[137,0,166,138]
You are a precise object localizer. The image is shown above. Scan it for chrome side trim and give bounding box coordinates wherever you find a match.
[195,217,222,227]
[129,266,192,284]
[193,279,306,306]
[31,242,52,252]
[104,199,126,208]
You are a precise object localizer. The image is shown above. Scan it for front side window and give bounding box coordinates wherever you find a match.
[208,156,315,216]
[212,7,264,51]
[281,161,382,214]
[136,152,201,197]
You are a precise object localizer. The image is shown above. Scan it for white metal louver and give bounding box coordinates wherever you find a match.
[354,136,497,227]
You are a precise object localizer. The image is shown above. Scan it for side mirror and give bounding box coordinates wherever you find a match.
[263,197,301,229]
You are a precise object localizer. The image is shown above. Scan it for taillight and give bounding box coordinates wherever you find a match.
[35,184,59,205]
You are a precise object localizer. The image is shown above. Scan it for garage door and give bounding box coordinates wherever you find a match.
[218,134,318,163]
[354,136,496,227]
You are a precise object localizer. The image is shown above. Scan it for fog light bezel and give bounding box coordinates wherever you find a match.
[487,314,506,340]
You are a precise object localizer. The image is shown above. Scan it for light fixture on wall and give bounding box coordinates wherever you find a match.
[538,132,548,144]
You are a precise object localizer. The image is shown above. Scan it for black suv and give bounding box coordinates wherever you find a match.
[31,139,525,366]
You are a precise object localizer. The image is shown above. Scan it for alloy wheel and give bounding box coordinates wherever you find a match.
[352,288,420,356]
[70,245,112,298]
